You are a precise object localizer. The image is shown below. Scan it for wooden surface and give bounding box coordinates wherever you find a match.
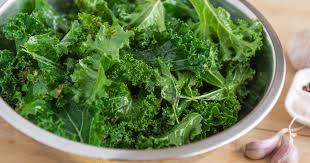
[1,0,310,162]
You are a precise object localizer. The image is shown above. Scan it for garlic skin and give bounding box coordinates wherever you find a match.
[271,138,299,163]
[287,29,310,70]
[244,129,287,160]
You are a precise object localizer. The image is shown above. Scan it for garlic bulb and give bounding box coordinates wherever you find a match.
[285,68,310,126]
[271,138,299,163]
[244,129,288,160]
[288,29,310,70]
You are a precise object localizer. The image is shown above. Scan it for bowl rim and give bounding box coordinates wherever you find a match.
[0,0,285,161]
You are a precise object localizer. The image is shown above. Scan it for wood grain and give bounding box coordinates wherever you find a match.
[0,0,310,163]
[0,118,79,163]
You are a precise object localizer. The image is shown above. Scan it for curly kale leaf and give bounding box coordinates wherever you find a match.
[72,23,133,103]
[100,82,133,121]
[164,0,197,21]
[16,90,49,118]
[12,33,66,105]
[0,50,15,76]
[191,95,241,136]
[32,0,69,32]
[60,21,84,54]
[58,102,93,143]
[138,113,203,148]
[158,59,189,124]
[131,18,225,87]
[17,94,102,145]
[166,19,225,87]
[13,82,69,137]
[102,90,160,126]
[132,94,162,133]
[88,107,107,146]
[3,13,47,48]
[22,34,62,63]
[108,53,158,92]
[179,62,254,103]
[0,50,17,101]
[75,0,117,24]
[81,23,133,61]
[127,0,166,31]
[97,92,162,148]
[163,99,189,126]
[71,55,112,103]
[78,13,102,36]
[21,99,67,136]
[21,33,63,80]
[60,14,104,56]
[225,63,255,100]
[107,0,137,25]
[190,0,263,62]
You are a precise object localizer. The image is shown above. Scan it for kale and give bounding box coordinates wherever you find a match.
[0,50,17,102]
[191,95,241,137]
[137,113,203,148]
[75,0,117,24]
[127,0,166,31]
[108,53,158,92]
[3,13,48,48]
[32,0,69,32]
[190,0,263,62]
[0,0,263,149]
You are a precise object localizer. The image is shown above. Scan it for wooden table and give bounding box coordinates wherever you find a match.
[1,0,310,162]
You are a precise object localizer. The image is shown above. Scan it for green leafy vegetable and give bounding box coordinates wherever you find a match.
[71,55,112,103]
[138,113,203,148]
[158,59,188,124]
[80,23,133,61]
[191,95,241,136]
[0,0,263,149]
[32,0,69,32]
[0,50,17,102]
[78,13,102,35]
[59,102,93,143]
[190,0,263,62]
[3,13,47,48]
[127,0,166,31]
[75,0,117,24]
[164,0,197,21]
[21,33,63,79]
[60,21,83,54]
[108,53,158,92]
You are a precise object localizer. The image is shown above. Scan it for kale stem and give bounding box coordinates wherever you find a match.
[180,89,224,101]
[173,101,180,124]
[21,48,59,68]
[179,95,192,100]
[66,112,84,143]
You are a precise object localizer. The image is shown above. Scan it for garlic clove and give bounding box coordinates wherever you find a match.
[287,29,310,70]
[245,136,279,159]
[271,138,299,163]
[244,129,288,160]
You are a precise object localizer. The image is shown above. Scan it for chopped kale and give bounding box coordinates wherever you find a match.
[0,0,263,149]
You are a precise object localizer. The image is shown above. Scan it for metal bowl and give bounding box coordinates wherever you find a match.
[0,0,285,161]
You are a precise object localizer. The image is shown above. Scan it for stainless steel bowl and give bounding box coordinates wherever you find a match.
[0,0,285,161]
